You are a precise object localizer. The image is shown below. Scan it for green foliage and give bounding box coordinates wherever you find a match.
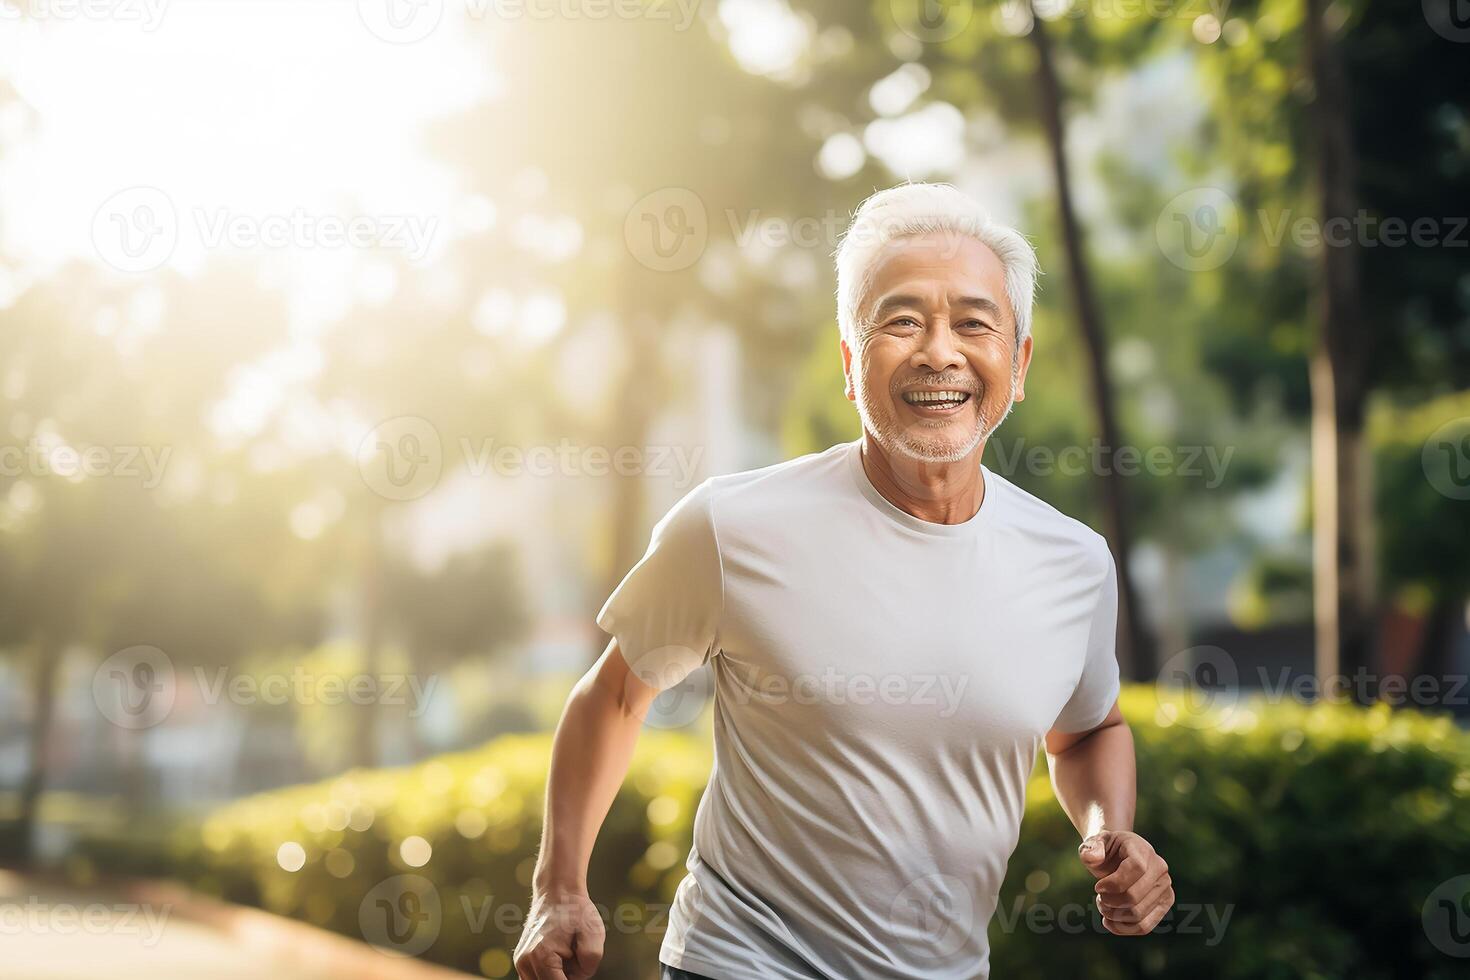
[1370,390,1470,603]
[995,687,1470,979]
[96,688,1470,979]
[383,543,529,658]
[1228,551,1313,629]
[112,731,711,979]
[779,324,861,458]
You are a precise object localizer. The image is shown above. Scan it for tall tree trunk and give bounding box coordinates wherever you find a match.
[17,637,59,866]
[600,260,664,654]
[1029,8,1151,680]
[353,511,385,769]
[1305,0,1374,693]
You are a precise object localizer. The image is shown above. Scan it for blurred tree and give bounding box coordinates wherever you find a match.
[0,262,328,861]
[1302,0,1371,690]
[410,9,868,657]
[1023,3,1154,677]
[1196,0,1470,689]
[384,543,529,682]
[1345,1,1470,679]
[1370,393,1470,694]
[382,542,530,755]
[303,199,562,766]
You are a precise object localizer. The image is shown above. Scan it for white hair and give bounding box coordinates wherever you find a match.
[834,182,1040,349]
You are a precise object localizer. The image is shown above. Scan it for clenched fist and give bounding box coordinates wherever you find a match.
[1078,830,1174,936]
[514,889,605,980]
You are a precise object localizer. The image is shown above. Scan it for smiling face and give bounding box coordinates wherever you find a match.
[842,232,1033,464]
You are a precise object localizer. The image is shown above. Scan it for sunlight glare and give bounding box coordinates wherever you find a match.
[0,0,495,317]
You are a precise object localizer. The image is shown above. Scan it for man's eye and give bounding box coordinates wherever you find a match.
[957,320,989,332]
[890,316,921,330]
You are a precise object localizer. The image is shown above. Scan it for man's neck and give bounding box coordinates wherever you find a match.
[859,432,987,525]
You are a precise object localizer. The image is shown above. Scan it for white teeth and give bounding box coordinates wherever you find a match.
[903,390,971,405]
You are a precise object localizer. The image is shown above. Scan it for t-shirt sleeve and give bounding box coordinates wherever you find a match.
[1051,542,1122,734]
[596,478,723,692]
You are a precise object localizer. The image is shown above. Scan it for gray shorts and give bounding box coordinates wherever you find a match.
[659,964,718,980]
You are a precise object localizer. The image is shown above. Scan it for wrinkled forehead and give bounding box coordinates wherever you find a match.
[855,232,1011,333]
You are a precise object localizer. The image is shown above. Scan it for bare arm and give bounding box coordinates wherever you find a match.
[1044,699,1173,937]
[534,638,657,890]
[1044,699,1135,838]
[515,639,657,980]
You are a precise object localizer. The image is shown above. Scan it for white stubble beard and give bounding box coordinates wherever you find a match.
[853,351,1019,464]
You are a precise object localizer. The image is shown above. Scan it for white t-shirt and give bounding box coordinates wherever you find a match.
[596,439,1120,980]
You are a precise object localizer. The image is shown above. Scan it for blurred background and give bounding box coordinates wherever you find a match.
[1,0,1468,977]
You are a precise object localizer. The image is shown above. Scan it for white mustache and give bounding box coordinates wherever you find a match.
[893,375,980,396]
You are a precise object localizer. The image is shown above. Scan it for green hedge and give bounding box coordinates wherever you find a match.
[993,687,1470,980]
[86,687,1470,978]
[134,731,711,978]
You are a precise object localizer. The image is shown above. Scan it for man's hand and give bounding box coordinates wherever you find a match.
[513,889,605,980]
[1078,830,1174,936]
[517,641,654,978]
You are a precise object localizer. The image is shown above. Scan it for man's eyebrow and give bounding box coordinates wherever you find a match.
[869,294,925,322]
[868,293,1005,321]
[952,295,1004,319]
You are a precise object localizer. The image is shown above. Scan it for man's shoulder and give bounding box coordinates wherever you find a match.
[692,442,853,527]
[703,442,852,499]
[985,467,1112,571]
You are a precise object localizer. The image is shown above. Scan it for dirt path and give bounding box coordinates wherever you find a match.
[0,870,475,980]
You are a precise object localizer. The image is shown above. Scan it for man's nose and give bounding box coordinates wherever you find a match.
[912,321,965,372]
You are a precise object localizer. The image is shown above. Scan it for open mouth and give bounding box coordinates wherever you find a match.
[901,389,973,412]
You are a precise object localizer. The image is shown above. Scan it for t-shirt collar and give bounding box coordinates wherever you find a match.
[844,438,1001,537]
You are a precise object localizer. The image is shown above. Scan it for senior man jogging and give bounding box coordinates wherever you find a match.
[514,182,1174,980]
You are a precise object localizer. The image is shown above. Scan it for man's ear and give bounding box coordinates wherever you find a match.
[840,336,855,402]
[1013,333,1033,403]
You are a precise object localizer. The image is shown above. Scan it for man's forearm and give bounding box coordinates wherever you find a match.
[1045,719,1137,839]
[533,643,651,891]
